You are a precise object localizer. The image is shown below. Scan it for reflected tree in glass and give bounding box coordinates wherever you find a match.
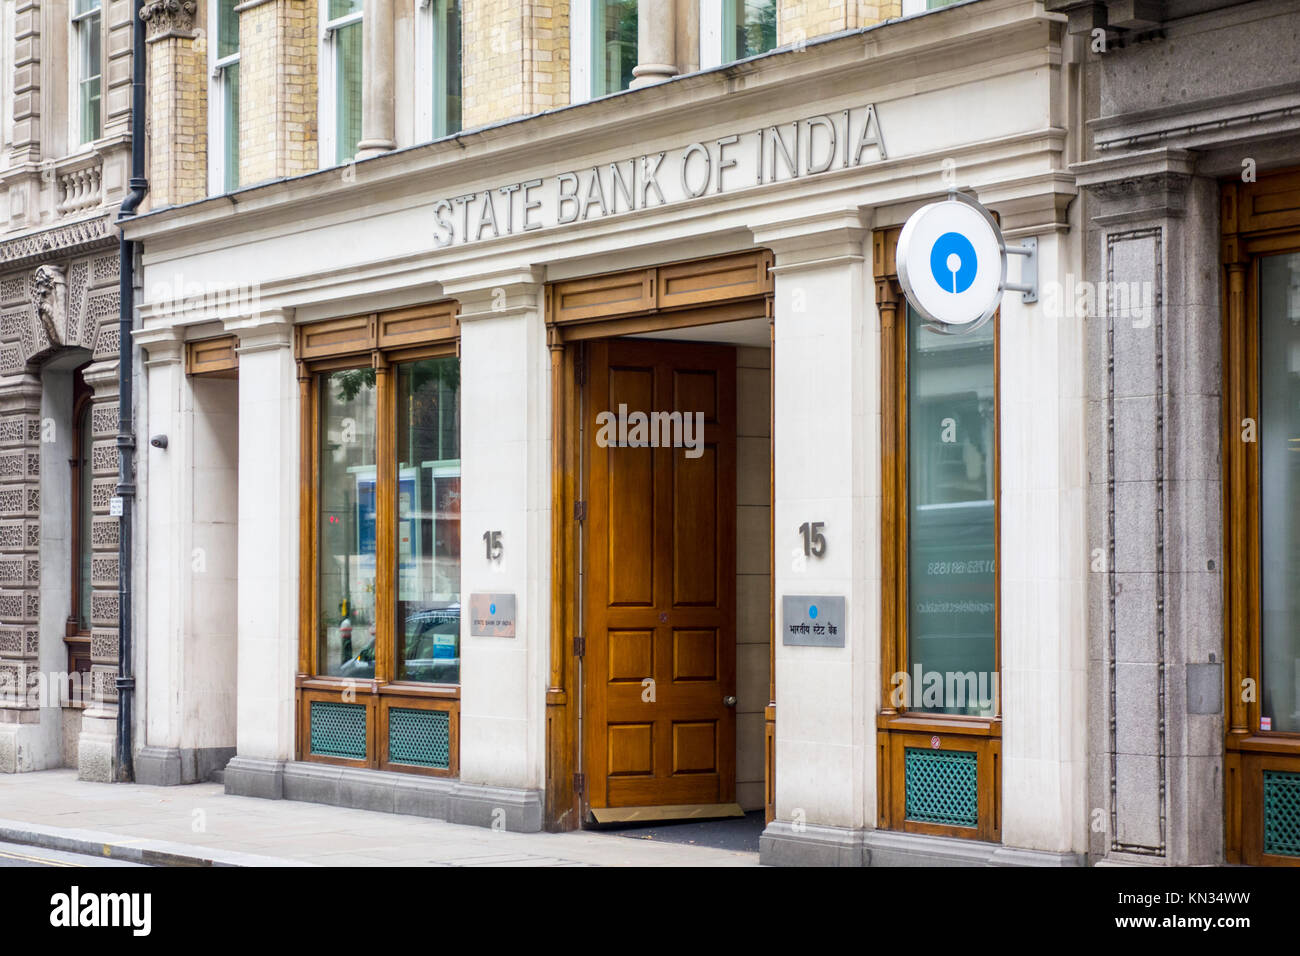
[317,367,377,677]
[395,357,461,684]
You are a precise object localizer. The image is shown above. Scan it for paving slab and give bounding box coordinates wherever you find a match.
[0,770,759,867]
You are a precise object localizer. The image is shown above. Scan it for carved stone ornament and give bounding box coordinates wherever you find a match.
[32,264,66,348]
[139,0,198,39]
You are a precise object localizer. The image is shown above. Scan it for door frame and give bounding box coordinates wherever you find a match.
[1221,167,1300,866]
[543,249,774,831]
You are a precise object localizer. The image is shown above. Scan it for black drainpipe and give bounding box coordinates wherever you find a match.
[114,0,148,782]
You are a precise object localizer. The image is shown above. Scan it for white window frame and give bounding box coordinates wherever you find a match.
[208,0,241,194]
[569,0,592,105]
[319,0,363,168]
[901,0,926,14]
[70,0,103,149]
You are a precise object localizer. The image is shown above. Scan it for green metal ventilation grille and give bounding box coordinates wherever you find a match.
[388,707,451,769]
[309,700,367,760]
[1263,770,1300,858]
[904,747,978,828]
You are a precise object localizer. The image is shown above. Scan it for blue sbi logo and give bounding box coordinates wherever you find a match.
[489,603,497,615]
[809,604,818,619]
[930,232,977,294]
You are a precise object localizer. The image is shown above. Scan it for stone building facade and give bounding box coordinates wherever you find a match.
[0,0,134,780]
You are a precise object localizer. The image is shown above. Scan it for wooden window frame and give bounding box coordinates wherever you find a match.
[65,367,94,691]
[1221,168,1300,866]
[874,225,1002,843]
[296,302,462,777]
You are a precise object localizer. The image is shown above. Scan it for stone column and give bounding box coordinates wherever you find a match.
[1073,149,1224,866]
[630,0,677,88]
[141,0,208,206]
[221,310,299,799]
[355,0,395,159]
[438,268,549,831]
[752,211,877,866]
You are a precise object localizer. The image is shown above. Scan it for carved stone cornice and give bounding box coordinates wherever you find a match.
[140,0,198,40]
[1080,172,1191,203]
[0,215,116,269]
[1072,149,1197,224]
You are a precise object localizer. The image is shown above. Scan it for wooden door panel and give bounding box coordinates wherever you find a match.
[585,339,737,812]
[673,448,719,606]
[672,629,719,681]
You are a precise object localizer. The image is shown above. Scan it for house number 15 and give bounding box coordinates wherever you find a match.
[799,522,826,558]
[483,530,503,560]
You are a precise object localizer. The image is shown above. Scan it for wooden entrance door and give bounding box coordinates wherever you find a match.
[583,339,737,812]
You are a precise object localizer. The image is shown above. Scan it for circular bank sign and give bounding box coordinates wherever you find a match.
[896,194,1008,332]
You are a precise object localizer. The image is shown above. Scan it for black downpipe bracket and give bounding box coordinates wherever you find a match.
[115,0,148,782]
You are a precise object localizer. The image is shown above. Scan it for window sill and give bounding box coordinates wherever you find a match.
[877,711,1001,737]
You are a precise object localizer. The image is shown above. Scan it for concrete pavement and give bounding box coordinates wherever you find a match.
[0,770,760,867]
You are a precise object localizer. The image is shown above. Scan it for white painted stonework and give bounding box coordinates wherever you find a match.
[123,0,1088,857]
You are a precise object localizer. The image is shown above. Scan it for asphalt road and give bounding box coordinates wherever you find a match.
[0,841,142,867]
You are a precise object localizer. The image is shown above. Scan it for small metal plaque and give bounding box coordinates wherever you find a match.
[782,595,845,647]
[109,496,124,517]
[470,593,516,638]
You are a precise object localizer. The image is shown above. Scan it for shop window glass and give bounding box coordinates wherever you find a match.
[395,357,461,684]
[317,366,378,677]
[592,0,636,96]
[1260,251,1300,734]
[906,308,997,715]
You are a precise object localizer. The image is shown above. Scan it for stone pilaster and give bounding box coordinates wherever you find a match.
[0,375,44,772]
[1074,149,1224,866]
[143,0,208,206]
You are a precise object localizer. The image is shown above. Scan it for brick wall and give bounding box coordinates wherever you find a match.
[148,34,208,206]
[777,0,900,47]
[239,0,318,185]
[463,0,569,129]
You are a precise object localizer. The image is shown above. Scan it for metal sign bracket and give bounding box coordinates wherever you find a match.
[1002,236,1038,304]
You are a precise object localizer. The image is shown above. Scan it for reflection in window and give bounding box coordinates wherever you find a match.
[317,366,377,678]
[327,0,363,165]
[434,0,462,136]
[1260,252,1300,733]
[724,0,776,61]
[214,0,241,191]
[906,309,996,716]
[395,357,460,684]
[592,0,636,96]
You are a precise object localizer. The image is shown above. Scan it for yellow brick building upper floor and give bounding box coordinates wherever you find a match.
[7,0,971,211]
